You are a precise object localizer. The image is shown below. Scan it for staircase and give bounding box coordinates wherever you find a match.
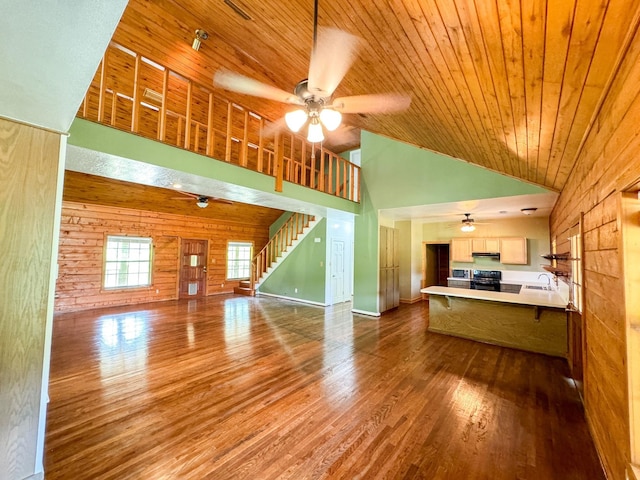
[233,213,318,296]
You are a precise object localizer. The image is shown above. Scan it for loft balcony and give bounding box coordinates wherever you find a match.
[77,41,360,203]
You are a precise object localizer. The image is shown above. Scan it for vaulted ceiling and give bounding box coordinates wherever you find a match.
[111,0,640,194]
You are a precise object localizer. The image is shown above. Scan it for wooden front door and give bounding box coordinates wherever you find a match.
[179,239,207,298]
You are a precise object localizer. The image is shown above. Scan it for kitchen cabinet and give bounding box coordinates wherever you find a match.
[379,226,400,312]
[500,237,528,264]
[471,238,500,253]
[451,238,473,262]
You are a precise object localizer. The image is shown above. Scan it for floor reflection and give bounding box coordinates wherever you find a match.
[224,298,252,358]
[97,312,148,385]
[322,306,358,403]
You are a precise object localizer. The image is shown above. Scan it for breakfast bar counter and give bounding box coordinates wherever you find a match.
[420,286,568,357]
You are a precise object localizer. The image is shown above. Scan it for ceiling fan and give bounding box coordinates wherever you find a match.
[213,0,411,143]
[459,213,491,232]
[172,190,233,208]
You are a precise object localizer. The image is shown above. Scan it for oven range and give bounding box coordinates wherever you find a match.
[470,270,502,292]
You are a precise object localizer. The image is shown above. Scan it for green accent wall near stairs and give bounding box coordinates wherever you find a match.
[258,218,327,303]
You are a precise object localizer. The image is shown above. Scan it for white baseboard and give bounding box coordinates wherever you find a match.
[256,292,327,307]
[351,308,381,317]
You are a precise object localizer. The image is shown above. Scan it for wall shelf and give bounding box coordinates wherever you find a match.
[542,264,569,276]
[541,253,571,261]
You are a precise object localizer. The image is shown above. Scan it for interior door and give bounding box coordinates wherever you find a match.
[331,238,347,303]
[179,239,208,298]
[436,244,450,286]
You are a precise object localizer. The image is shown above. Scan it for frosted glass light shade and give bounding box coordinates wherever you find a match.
[285,109,307,132]
[307,120,324,143]
[319,108,342,131]
[461,223,475,232]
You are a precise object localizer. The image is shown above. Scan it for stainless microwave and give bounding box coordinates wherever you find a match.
[452,269,470,278]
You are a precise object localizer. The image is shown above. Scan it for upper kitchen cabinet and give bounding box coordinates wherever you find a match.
[500,237,528,264]
[471,238,500,253]
[451,238,473,262]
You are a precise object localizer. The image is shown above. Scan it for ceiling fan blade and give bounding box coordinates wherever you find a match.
[214,69,302,105]
[308,27,360,98]
[211,198,234,205]
[332,93,411,114]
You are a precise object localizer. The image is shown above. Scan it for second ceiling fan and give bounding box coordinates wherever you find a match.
[213,0,411,143]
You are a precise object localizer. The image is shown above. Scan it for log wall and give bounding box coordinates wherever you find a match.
[55,201,270,312]
[549,19,640,480]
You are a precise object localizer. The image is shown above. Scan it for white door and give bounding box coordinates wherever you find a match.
[331,238,347,303]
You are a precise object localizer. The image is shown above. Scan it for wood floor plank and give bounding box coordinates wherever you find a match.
[45,296,604,479]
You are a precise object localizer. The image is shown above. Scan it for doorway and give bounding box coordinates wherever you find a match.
[424,243,450,288]
[179,238,208,298]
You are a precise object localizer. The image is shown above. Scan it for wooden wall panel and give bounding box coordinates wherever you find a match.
[55,201,271,312]
[0,119,62,479]
[549,18,640,480]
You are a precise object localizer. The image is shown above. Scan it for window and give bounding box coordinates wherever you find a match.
[227,241,252,280]
[104,236,152,288]
[569,223,583,313]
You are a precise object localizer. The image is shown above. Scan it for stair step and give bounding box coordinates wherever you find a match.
[233,286,255,297]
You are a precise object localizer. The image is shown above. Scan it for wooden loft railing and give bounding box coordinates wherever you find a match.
[252,213,315,289]
[78,42,360,203]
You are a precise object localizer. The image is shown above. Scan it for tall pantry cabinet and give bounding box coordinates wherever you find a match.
[379,226,400,313]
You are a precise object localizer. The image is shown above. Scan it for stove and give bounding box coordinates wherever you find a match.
[470,270,502,292]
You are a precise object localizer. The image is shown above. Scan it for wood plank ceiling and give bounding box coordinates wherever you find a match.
[111,0,640,192]
[63,171,284,226]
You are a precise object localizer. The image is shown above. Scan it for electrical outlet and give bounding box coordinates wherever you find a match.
[294,288,298,293]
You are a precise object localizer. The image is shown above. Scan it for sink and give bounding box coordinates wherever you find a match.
[524,285,552,291]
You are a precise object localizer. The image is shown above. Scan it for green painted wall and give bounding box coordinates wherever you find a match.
[68,119,359,215]
[422,216,550,272]
[270,212,293,237]
[258,218,327,303]
[352,131,552,313]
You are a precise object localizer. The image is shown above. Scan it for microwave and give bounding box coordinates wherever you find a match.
[452,269,470,278]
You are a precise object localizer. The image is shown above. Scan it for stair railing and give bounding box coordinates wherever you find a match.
[252,213,315,289]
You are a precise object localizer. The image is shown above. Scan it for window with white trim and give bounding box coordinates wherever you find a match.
[227,241,252,280]
[104,235,152,288]
[569,223,583,313]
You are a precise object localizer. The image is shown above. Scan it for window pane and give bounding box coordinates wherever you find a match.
[104,236,152,288]
[227,242,252,280]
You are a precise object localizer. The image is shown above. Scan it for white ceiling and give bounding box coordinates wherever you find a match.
[0,0,127,132]
[380,192,559,224]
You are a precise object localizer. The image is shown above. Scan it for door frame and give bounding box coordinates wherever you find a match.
[178,237,208,299]
[422,241,451,290]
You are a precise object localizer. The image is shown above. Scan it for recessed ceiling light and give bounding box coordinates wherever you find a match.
[499,210,508,214]
[521,207,537,215]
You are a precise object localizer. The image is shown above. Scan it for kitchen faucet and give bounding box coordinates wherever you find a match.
[537,273,551,288]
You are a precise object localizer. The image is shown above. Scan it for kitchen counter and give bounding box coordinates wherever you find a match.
[421,286,567,309]
[420,286,568,357]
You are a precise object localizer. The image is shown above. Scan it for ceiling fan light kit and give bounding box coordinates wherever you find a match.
[461,213,476,232]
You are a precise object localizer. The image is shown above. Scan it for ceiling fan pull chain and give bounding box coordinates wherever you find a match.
[313,0,318,53]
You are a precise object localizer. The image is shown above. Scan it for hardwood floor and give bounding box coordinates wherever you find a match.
[45,296,604,479]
